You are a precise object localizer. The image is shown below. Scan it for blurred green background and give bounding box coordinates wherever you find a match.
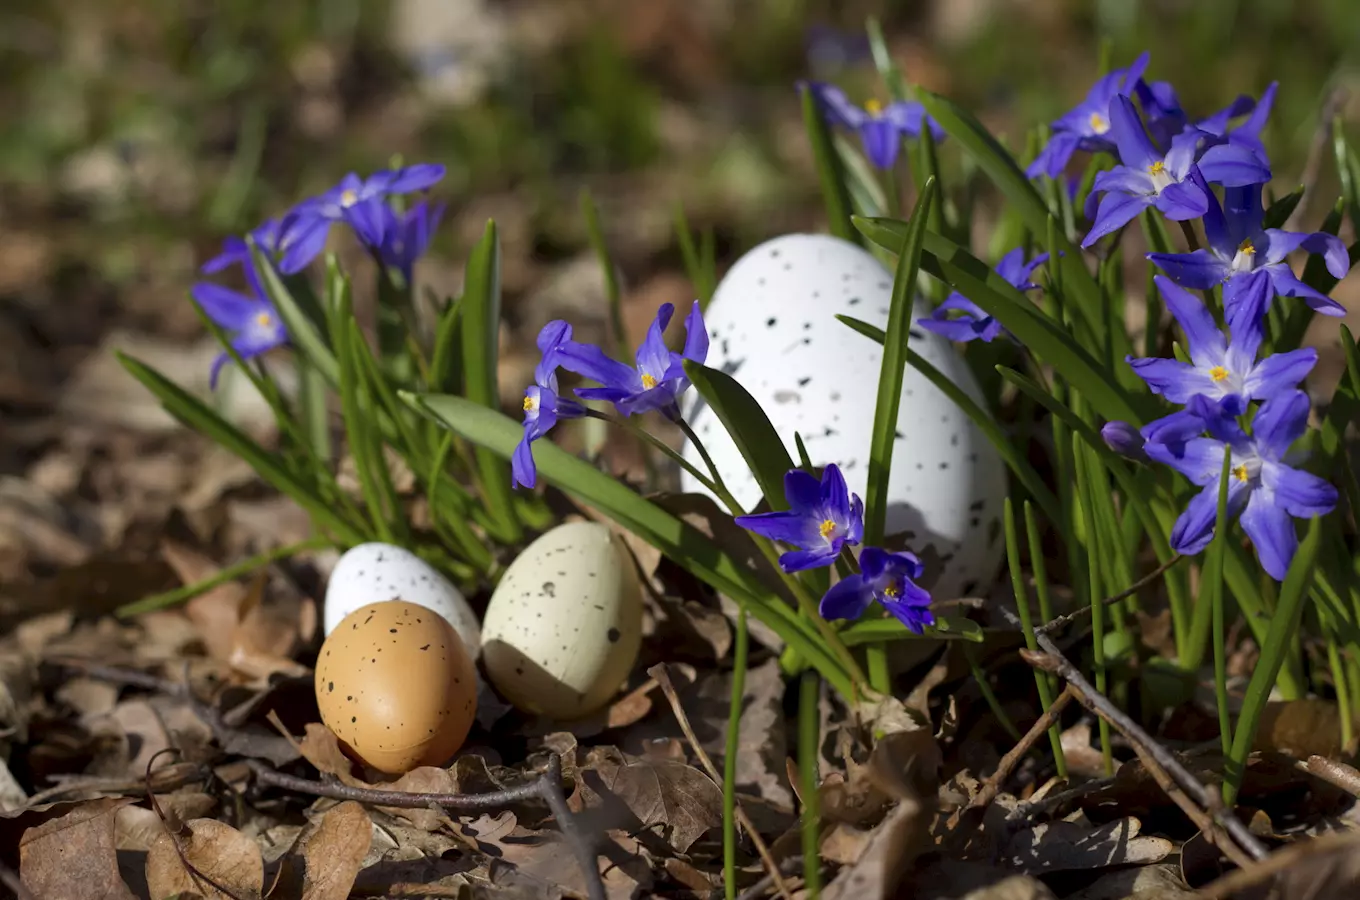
[2,0,1359,366]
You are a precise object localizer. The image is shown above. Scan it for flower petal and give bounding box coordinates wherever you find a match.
[1262,461,1338,519]
[384,163,446,194]
[780,548,838,572]
[783,469,823,514]
[819,575,874,621]
[1169,482,1224,555]
[1083,191,1152,247]
[1146,436,1231,486]
[1251,390,1311,460]
[820,463,851,524]
[1243,348,1316,400]
[511,432,538,490]
[806,82,866,129]
[557,342,640,391]
[1239,488,1296,581]
[1107,94,1160,171]
[1126,357,1214,404]
[1156,275,1225,367]
[1027,131,1082,179]
[859,118,902,169]
[1197,142,1272,186]
[682,300,709,363]
[636,303,676,379]
[192,282,260,330]
[1147,250,1229,290]
[1155,180,1210,221]
[733,510,821,548]
[1265,265,1347,317]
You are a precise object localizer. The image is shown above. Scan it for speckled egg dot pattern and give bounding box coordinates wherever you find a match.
[480,522,642,718]
[680,233,1008,600]
[315,599,477,774]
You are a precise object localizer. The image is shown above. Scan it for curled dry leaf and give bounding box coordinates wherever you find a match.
[575,746,722,853]
[17,797,137,900]
[1003,816,1173,874]
[1068,863,1197,899]
[145,817,264,900]
[822,795,930,900]
[1254,699,1345,759]
[301,801,373,900]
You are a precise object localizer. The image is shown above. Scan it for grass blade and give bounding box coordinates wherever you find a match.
[800,83,862,246]
[864,178,936,546]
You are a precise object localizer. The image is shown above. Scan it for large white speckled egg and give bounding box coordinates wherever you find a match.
[480,522,642,718]
[680,233,1007,600]
[324,543,481,659]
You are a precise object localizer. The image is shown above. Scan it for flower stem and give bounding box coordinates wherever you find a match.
[799,670,823,899]
[723,604,748,900]
[677,417,868,689]
[1178,219,1201,252]
[585,410,720,494]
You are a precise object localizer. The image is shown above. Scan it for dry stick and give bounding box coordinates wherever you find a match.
[1035,555,1185,636]
[146,749,253,900]
[646,664,795,900]
[1283,85,1350,233]
[248,755,604,900]
[1007,774,1116,821]
[736,856,805,900]
[969,687,1075,811]
[1045,678,1256,871]
[1002,610,1270,864]
[1198,829,1360,900]
[0,861,36,900]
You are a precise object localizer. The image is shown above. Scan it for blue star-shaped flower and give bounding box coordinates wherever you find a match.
[191,269,289,388]
[734,465,864,572]
[1026,52,1149,179]
[511,321,586,490]
[917,248,1050,343]
[806,82,945,170]
[819,547,934,633]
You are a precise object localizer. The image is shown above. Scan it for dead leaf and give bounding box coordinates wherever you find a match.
[822,796,929,900]
[301,801,372,900]
[959,875,1061,899]
[1254,699,1344,759]
[576,747,722,853]
[1069,863,1197,899]
[17,797,137,900]
[1003,816,1173,873]
[145,817,265,900]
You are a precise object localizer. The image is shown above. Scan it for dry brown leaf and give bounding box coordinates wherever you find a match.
[1003,816,1173,873]
[145,817,265,900]
[1068,863,1197,899]
[297,722,358,779]
[17,797,137,900]
[1254,699,1345,759]
[301,801,373,900]
[822,796,929,900]
[576,748,722,853]
[959,875,1061,899]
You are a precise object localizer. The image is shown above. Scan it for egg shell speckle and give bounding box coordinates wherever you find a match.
[316,600,477,774]
[324,542,481,659]
[680,233,1008,600]
[480,522,641,718]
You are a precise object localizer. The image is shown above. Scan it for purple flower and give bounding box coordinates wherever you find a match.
[917,248,1050,343]
[1126,275,1315,414]
[806,82,945,170]
[734,465,864,572]
[278,164,446,273]
[559,301,709,418]
[1082,95,1269,247]
[1026,52,1149,179]
[1148,181,1349,318]
[1147,392,1337,580]
[201,217,288,275]
[1101,420,1148,461]
[360,200,446,281]
[1137,80,1275,164]
[511,322,586,490]
[819,547,934,633]
[191,269,289,389]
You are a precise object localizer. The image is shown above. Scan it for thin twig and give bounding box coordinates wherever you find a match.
[248,754,605,900]
[646,664,795,900]
[1284,86,1350,233]
[969,687,1075,811]
[1046,674,1255,870]
[736,855,805,900]
[1007,774,1116,821]
[0,861,36,900]
[1198,829,1360,899]
[1035,555,1185,636]
[1001,605,1270,864]
[147,749,252,900]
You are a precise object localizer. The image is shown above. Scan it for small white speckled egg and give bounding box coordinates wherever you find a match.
[680,233,1008,600]
[316,600,477,774]
[324,542,481,658]
[480,522,641,718]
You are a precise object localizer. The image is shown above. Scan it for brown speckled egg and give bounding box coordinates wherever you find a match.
[315,600,476,774]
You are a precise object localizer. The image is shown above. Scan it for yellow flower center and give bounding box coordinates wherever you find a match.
[1148,160,1166,176]
[254,312,272,328]
[818,519,836,540]
[340,188,358,206]
[1209,365,1229,382]
[1233,464,1250,483]
[1238,238,1255,256]
[882,579,902,599]
[641,373,658,389]
[864,98,884,116]
[1088,112,1109,134]
[523,395,537,412]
